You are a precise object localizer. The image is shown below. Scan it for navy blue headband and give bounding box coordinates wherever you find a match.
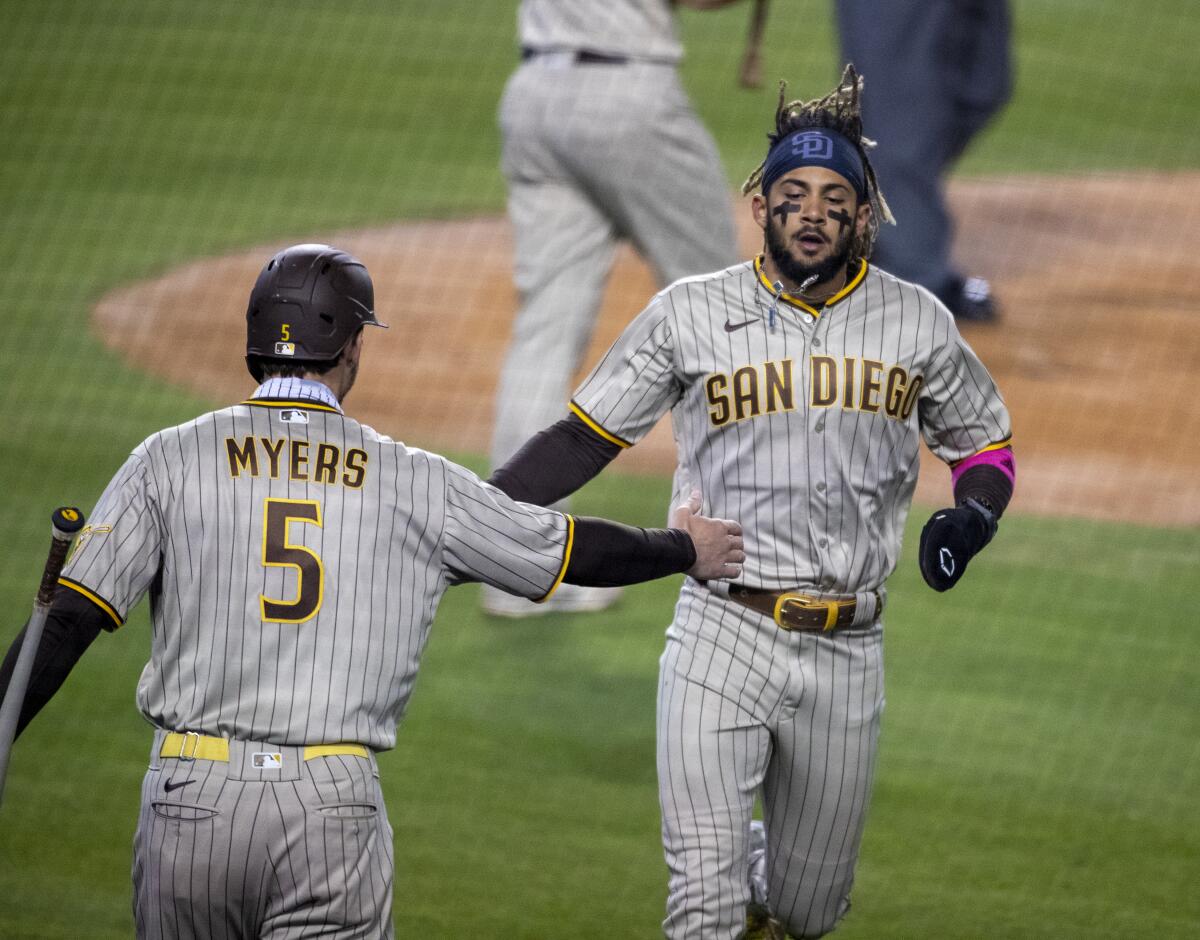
[760,128,867,199]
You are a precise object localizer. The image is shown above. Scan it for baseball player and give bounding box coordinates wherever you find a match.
[484,0,746,617]
[0,244,744,939]
[490,67,1016,938]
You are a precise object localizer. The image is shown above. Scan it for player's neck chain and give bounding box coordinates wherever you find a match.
[797,270,848,305]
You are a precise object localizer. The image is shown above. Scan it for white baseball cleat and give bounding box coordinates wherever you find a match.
[748,818,769,907]
[480,583,623,618]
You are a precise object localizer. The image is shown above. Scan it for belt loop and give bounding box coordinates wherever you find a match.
[823,602,839,632]
[178,731,201,762]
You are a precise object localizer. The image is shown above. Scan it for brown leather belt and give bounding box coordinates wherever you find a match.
[727,585,882,632]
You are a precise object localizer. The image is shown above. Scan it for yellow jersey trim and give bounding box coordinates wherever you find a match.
[951,438,1014,466]
[569,401,632,449]
[754,256,868,318]
[58,577,123,629]
[241,399,341,414]
[537,514,576,603]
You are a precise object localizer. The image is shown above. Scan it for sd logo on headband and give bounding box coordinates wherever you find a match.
[790,132,834,161]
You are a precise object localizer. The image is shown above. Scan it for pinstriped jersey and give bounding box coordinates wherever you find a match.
[572,257,1011,594]
[519,0,683,64]
[60,379,573,750]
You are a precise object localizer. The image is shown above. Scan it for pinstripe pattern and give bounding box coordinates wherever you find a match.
[573,260,1008,935]
[63,377,574,937]
[519,0,684,64]
[135,733,393,939]
[488,0,737,478]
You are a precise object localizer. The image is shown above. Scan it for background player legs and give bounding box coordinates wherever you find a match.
[589,65,738,286]
[760,628,885,939]
[836,0,1011,311]
[489,173,618,475]
[491,62,737,476]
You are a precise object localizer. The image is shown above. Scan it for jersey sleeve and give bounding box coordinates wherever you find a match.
[58,448,164,628]
[917,314,1013,464]
[570,295,681,447]
[440,459,573,601]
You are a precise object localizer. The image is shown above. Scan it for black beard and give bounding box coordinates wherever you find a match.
[765,216,854,291]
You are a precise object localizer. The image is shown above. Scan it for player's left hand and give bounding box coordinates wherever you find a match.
[671,489,745,582]
[918,499,997,592]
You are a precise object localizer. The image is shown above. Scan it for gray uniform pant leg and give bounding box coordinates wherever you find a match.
[837,0,1012,297]
[134,735,393,940]
[762,627,885,939]
[657,583,884,939]
[491,62,736,474]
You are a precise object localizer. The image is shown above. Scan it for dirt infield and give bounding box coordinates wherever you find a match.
[95,174,1200,526]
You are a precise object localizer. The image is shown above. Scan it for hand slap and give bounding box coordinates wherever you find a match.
[670,489,745,582]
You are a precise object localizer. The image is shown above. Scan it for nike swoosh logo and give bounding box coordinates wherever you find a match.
[164,778,195,793]
[724,317,759,333]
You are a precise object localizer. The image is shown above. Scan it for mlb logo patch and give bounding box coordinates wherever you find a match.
[275,342,296,356]
[252,752,283,769]
[279,409,309,424]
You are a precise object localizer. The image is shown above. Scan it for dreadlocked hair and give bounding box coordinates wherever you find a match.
[742,63,894,260]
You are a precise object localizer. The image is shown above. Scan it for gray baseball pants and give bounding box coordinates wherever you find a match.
[658,580,885,938]
[133,730,393,939]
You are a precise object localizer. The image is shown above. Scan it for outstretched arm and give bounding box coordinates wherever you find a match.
[0,587,110,739]
[565,490,744,587]
[488,414,621,506]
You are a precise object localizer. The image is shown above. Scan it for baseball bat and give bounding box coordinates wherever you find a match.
[738,0,769,89]
[0,506,86,808]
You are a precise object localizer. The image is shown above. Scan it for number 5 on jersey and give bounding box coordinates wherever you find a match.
[261,498,324,623]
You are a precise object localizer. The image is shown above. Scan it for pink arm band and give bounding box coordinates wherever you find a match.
[951,446,1015,486]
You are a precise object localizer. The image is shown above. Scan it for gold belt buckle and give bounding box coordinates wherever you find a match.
[773,592,841,632]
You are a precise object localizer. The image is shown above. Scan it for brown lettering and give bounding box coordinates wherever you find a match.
[314,443,340,484]
[732,367,759,421]
[764,360,794,413]
[900,374,923,420]
[884,366,908,418]
[343,448,368,488]
[706,374,731,427]
[289,440,309,481]
[260,437,286,478]
[860,359,884,413]
[226,437,258,478]
[811,356,837,407]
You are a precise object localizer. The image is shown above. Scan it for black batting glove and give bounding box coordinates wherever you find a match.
[918,498,998,592]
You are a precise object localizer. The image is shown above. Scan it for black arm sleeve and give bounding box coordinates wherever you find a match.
[488,414,623,505]
[953,463,1014,517]
[564,517,697,588]
[0,586,107,739]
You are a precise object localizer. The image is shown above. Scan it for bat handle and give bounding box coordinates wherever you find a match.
[0,507,86,808]
[37,507,86,608]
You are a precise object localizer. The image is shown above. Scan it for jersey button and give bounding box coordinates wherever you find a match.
[815,421,825,432]
[816,482,826,492]
[812,338,822,347]
[819,538,828,547]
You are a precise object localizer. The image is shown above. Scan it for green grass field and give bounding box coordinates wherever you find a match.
[1,1,1198,937]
